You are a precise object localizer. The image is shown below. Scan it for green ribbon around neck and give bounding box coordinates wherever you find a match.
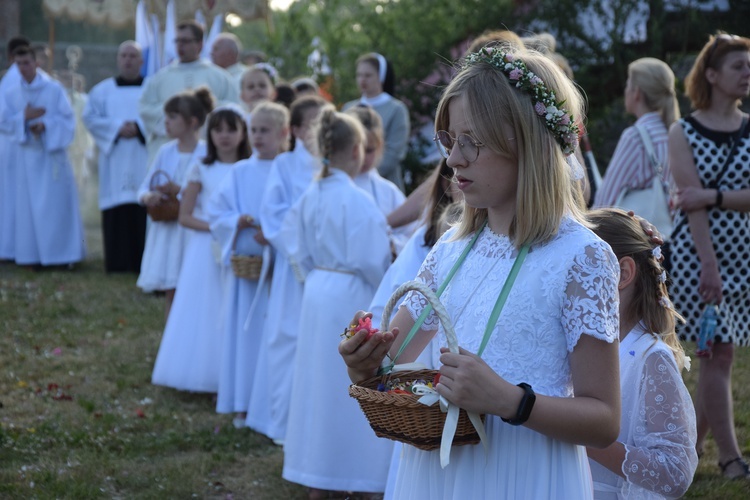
[383,222,529,373]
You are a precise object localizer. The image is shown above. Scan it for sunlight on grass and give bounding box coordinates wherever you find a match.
[1,230,749,497]
[0,257,305,499]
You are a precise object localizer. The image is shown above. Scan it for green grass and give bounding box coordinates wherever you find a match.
[0,255,306,499]
[1,220,749,499]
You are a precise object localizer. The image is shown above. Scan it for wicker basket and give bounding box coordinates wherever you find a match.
[230,220,263,280]
[231,254,263,280]
[146,169,180,222]
[349,281,484,451]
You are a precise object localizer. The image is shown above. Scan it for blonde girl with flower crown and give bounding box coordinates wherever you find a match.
[340,47,621,499]
[587,208,698,499]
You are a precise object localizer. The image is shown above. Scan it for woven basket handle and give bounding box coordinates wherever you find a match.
[149,169,173,190]
[381,280,458,356]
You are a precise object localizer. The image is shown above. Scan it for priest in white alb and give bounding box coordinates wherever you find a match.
[0,46,85,267]
[139,19,239,164]
[83,40,149,273]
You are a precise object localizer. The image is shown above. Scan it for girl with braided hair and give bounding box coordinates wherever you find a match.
[281,108,393,498]
[587,208,698,499]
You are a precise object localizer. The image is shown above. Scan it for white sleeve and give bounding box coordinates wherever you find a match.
[620,350,698,498]
[82,82,120,155]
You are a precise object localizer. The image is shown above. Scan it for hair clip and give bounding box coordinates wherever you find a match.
[659,296,671,308]
[652,246,663,261]
[658,270,667,284]
[212,103,245,117]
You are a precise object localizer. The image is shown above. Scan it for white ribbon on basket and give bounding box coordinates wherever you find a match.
[382,281,488,468]
[243,245,273,331]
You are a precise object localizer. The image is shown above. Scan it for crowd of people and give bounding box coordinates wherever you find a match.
[1,19,749,499]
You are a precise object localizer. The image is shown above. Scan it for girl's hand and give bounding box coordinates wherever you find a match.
[156,182,180,196]
[339,311,398,383]
[630,211,664,245]
[253,228,269,246]
[699,262,723,305]
[436,346,520,417]
[142,191,163,207]
[674,186,714,212]
[237,214,256,229]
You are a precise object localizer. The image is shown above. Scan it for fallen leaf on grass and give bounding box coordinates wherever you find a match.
[46,383,74,401]
[135,408,146,418]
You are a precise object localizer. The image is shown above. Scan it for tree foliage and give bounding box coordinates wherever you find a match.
[235,0,514,108]
[233,0,750,175]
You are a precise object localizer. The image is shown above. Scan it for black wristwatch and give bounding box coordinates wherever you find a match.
[501,382,536,426]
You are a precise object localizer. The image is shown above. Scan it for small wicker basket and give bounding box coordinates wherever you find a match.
[348,281,484,451]
[146,169,180,222]
[230,222,263,280]
[231,254,263,280]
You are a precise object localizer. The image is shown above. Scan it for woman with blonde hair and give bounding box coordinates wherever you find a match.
[595,58,679,211]
[668,32,750,479]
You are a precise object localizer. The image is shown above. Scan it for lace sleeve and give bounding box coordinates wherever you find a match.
[562,240,620,351]
[399,242,440,331]
[621,350,698,499]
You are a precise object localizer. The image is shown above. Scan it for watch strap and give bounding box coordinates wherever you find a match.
[501,382,536,426]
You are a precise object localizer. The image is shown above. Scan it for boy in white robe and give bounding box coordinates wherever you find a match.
[1,46,85,267]
[0,36,32,260]
[83,41,149,273]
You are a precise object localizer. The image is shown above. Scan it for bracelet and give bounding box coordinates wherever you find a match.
[501,382,536,426]
[715,189,724,209]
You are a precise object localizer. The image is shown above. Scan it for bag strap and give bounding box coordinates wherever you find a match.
[634,123,663,176]
[385,224,484,370]
[671,115,748,239]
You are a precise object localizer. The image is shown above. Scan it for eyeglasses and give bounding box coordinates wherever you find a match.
[434,130,484,162]
[174,38,198,45]
[706,33,740,66]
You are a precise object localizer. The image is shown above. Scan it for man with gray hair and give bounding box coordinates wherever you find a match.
[83,41,149,273]
[210,33,246,84]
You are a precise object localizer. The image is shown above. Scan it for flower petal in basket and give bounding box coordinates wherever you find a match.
[348,280,487,468]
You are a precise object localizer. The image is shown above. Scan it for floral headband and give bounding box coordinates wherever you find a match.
[212,103,245,118]
[252,62,279,85]
[464,47,580,155]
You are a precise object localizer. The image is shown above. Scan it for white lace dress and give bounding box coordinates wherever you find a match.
[394,217,620,499]
[590,326,698,499]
